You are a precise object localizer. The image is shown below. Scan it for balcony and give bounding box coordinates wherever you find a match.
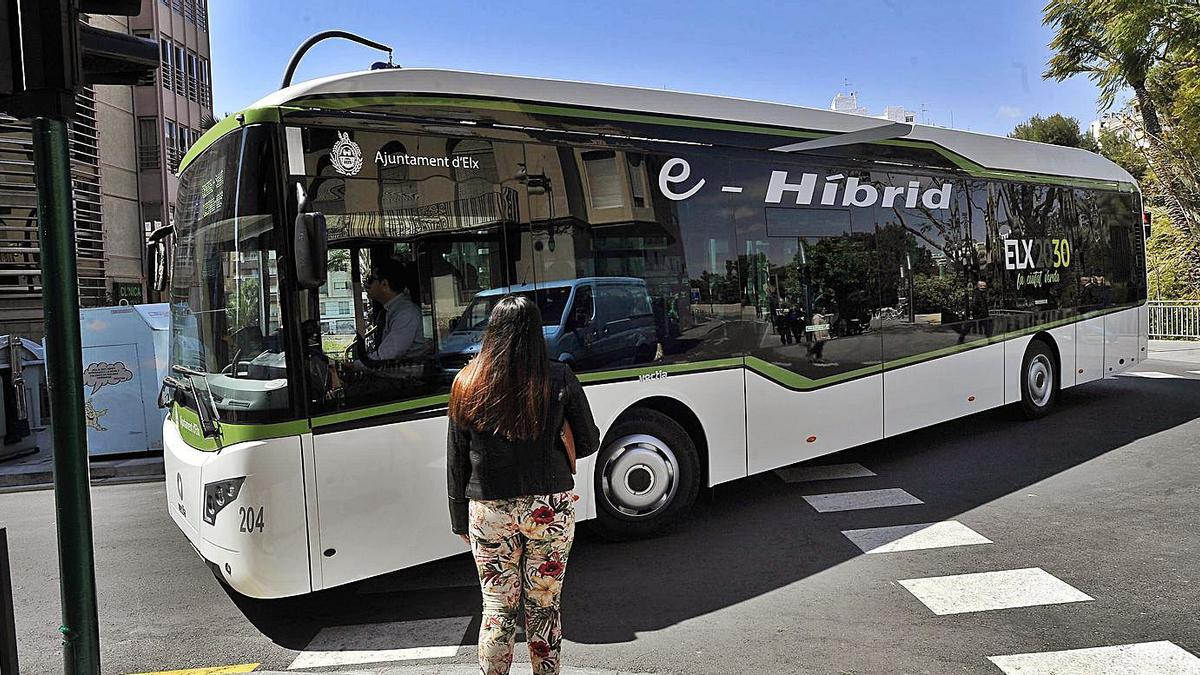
[166,146,183,174]
[139,145,160,170]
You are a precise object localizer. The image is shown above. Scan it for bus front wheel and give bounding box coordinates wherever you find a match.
[590,408,700,540]
[1019,339,1058,419]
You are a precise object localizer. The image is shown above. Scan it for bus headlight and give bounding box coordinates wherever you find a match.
[203,477,246,526]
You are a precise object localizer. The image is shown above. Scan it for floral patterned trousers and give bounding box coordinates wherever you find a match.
[468,490,576,675]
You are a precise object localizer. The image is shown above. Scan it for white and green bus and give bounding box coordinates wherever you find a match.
[162,67,1147,598]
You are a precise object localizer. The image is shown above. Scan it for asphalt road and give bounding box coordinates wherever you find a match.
[2,356,1199,674]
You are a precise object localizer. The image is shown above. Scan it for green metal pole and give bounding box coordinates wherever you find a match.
[33,116,102,675]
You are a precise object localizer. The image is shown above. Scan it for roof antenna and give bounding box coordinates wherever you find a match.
[281,30,394,89]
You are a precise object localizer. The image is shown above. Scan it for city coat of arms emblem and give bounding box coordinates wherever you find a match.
[330,131,363,176]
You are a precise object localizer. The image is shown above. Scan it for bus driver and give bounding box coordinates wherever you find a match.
[353,258,429,364]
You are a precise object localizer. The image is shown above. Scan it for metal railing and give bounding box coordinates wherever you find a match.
[138,145,160,170]
[1148,300,1200,339]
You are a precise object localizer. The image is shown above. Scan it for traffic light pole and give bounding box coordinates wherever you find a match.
[33,116,102,675]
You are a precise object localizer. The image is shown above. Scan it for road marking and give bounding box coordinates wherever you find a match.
[776,462,876,483]
[988,641,1200,674]
[313,666,661,675]
[128,665,259,675]
[898,567,1092,616]
[802,488,923,512]
[1119,371,1183,378]
[288,617,470,670]
[841,521,992,554]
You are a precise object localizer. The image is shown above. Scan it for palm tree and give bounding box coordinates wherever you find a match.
[1043,0,1200,234]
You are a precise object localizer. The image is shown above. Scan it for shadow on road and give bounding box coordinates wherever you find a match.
[224,374,1200,650]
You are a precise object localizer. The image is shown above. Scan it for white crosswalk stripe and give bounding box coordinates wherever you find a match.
[288,617,470,670]
[802,488,923,512]
[988,641,1200,674]
[1118,370,1183,378]
[841,521,992,554]
[775,462,876,483]
[898,567,1092,616]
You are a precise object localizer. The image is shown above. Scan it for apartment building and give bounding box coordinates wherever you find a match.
[131,0,214,245]
[0,1,213,339]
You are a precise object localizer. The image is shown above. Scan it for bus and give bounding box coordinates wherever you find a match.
[161,67,1147,598]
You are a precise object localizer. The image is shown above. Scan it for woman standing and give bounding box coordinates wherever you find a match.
[447,295,601,675]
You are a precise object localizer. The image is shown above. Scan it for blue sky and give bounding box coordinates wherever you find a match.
[210,0,1114,137]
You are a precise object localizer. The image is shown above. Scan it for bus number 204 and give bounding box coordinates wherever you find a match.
[239,506,265,533]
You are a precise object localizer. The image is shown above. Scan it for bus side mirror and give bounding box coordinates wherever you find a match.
[146,222,175,293]
[1142,211,1152,240]
[294,212,328,290]
[148,243,166,292]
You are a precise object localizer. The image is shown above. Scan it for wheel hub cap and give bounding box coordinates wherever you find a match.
[600,434,678,518]
[1027,354,1053,407]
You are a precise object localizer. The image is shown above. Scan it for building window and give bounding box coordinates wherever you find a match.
[582,150,623,210]
[338,301,351,315]
[186,51,198,101]
[174,43,186,96]
[627,154,648,208]
[195,0,208,31]
[198,56,211,107]
[164,119,181,172]
[160,37,172,91]
[138,117,159,170]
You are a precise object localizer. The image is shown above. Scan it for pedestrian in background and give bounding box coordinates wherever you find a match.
[447,295,601,675]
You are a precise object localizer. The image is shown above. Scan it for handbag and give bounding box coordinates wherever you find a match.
[560,418,577,475]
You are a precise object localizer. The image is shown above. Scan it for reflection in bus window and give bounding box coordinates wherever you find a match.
[524,147,743,372]
[298,129,521,414]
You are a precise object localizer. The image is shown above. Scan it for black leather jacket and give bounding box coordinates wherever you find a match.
[447,361,601,534]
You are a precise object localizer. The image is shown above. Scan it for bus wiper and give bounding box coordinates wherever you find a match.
[170,364,222,437]
[227,348,242,379]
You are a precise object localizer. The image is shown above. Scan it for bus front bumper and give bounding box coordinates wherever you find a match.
[162,417,313,598]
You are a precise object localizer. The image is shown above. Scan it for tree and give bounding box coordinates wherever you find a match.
[1096,126,1149,181]
[1043,0,1200,236]
[1009,113,1099,151]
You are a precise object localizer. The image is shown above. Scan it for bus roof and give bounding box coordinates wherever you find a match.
[197,68,1135,188]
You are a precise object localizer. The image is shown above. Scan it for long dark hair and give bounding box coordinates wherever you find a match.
[448,295,549,440]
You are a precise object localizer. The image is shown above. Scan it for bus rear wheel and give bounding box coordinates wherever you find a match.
[1019,339,1058,419]
[590,408,700,540]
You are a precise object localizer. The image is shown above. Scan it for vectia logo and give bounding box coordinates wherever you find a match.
[330,131,363,176]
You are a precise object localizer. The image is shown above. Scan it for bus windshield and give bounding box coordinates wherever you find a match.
[169,125,289,421]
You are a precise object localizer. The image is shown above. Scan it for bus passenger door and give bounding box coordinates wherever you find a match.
[735,181,884,474]
[301,130,531,589]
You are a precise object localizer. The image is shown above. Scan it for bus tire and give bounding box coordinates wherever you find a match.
[1019,339,1058,419]
[590,408,700,541]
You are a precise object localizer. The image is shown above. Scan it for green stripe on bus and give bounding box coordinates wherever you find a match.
[310,393,451,428]
[172,404,310,451]
[282,93,1136,191]
[178,107,284,173]
[745,357,880,390]
[575,357,743,384]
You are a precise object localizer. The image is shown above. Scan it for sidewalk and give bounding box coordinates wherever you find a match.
[1148,338,1200,365]
[0,428,164,492]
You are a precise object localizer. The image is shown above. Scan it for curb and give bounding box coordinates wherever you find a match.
[0,460,164,493]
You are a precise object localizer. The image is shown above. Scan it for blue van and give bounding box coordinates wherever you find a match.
[437,277,659,372]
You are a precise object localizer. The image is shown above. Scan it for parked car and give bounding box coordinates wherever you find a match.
[437,277,658,372]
